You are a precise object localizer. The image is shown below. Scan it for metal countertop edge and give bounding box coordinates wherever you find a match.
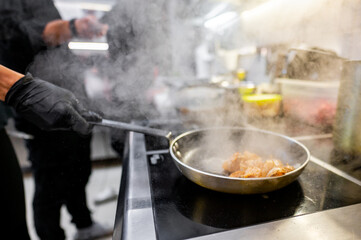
[188,203,361,240]
[310,155,361,186]
[292,133,361,186]
[118,131,157,240]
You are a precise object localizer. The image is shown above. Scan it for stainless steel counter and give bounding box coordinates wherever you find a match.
[192,203,361,240]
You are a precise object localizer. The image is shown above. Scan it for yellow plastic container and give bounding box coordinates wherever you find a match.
[242,94,282,117]
[236,69,246,81]
[238,85,256,95]
[236,82,256,95]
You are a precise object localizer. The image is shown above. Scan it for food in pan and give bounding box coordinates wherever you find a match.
[222,151,295,178]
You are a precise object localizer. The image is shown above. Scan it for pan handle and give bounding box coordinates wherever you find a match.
[90,119,173,140]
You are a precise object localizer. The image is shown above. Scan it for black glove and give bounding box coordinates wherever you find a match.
[5,73,101,135]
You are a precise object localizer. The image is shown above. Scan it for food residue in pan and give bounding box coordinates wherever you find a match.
[222,151,295,178]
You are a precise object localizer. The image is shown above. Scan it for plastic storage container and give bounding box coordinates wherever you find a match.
[242,94,282,117]
[275,78,340,127]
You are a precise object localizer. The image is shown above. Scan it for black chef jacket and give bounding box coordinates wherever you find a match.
[0,0,61,73]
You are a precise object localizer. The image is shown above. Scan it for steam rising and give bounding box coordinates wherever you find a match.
[179,128,306,176]
[29,0,173,122]
[28,0,359,134]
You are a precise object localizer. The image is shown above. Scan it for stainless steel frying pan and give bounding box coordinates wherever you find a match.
[92,119,310,194]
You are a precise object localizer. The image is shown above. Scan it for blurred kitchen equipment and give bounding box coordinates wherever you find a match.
[236,68,247,81]
[172,80,254,126]
[172,85,228,126]
[92,119,310,194]
[242,94,282,118]
[283,47,344,81]
[213,79,256,126]
[276,78,339,127]
[238,82,256,95]
[265,45,288,81]
[217,80,256,94]
[333,61,361,155]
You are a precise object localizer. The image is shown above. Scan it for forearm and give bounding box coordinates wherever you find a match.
[0,0,62,54]
[0,65,24,101]
[42,15,109,46]
[42,20,72,46]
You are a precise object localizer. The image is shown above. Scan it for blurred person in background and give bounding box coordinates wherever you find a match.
[99,0,168,157]
[0,1,110,239]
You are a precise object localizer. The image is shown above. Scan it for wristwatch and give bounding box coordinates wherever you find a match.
[69,18,78,37]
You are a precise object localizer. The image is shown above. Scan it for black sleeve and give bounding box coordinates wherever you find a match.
[0,0,62,55]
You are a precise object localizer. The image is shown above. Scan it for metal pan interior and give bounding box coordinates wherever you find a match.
[169,127,310,194]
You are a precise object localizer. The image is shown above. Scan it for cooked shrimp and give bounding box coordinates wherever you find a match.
[242,166,262,178]
[266,167,287,177]
[284,164,295,172]
[222,151,295,178]
[222,152,243,172]
[261,159,276,177]
[229,170,246,178]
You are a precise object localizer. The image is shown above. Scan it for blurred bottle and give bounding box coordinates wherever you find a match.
[333,60,361,155]
[236,68,246,81]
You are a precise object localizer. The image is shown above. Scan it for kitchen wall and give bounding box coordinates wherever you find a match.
[240,0,361,59]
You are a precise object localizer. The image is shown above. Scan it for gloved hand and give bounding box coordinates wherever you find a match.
[5,73,101,135]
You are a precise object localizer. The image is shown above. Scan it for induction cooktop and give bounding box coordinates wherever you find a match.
[112,119,361,240]
[146,149,361,239]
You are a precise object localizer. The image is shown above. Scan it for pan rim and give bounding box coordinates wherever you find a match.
[169,126,310,181]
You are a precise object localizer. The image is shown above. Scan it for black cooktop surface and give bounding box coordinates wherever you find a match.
[145,135,361,240]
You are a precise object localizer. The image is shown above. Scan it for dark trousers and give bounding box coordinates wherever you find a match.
[26,130,93,240]
[0,128,30,240]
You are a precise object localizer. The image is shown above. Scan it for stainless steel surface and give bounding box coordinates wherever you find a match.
[310,156,361,186]
[114,132,156,240]
[126,208,156,240]
[333,60,361,154]
[293,133,332,141]
[283,47,343,80]
[91,119,172,139]
[94,119,310,194]
[170,127,310,194]
[189,203,361,240]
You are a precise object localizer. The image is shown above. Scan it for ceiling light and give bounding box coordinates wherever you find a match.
[68,42,109,51]
[80,2,112,12]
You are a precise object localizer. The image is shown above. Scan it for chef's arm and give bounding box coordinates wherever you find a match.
[0,65,102,135]
[42,19,72,46]
[0,65,24,101]
[0,0,61,54]
[0,0,107,50]
[43,16,108,46]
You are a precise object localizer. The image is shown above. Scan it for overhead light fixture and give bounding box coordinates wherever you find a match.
[68,42,109,51]
[204,11,238,30]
